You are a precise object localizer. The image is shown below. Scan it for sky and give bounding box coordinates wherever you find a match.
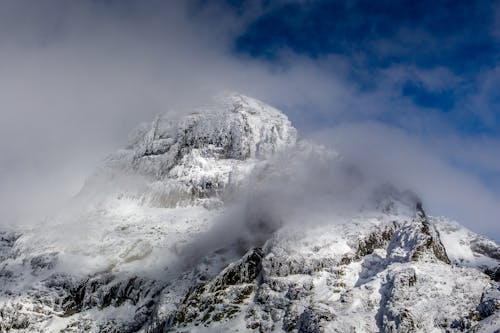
[0,0,499,239]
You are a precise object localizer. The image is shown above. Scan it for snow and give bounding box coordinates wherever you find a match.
[0,93,498,332]
[435,217,500,269]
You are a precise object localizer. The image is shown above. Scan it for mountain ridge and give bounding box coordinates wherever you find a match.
[0,93,498,332]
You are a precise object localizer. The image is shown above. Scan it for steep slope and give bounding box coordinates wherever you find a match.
[0,93,498,333]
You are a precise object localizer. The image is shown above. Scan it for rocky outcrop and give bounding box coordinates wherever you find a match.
[144,209,491,333]
[57,275,159,316]
[385,204,451,265]
[450,286,500,330]
[377,268,418,333]
[412,203,450,264]
[130,94,297,171]
[80,93,297,208]
[161,248,264,330]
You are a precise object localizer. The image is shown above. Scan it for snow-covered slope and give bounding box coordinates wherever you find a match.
[81,93,297,208]
[0,93,498,333]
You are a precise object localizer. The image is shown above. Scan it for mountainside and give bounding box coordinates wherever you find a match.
[0,94,499,333]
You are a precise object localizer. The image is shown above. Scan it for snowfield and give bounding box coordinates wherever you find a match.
[0,94,498,332]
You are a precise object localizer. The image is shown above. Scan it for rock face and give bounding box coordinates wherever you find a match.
[82,93,297,207]
[126,93,297,171]
[0,93,499,332]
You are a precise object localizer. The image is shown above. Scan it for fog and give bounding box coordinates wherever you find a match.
[313,123,500,239]
[0,0,498,240]
[177,144,416,269]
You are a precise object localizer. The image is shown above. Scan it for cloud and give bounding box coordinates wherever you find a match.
[0,0,498,241]
[0,0,375,225]
[0,0,243,224]
[312,122,500,240]
[177,142,418,265]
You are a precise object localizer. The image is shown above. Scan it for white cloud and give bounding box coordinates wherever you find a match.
[312,122,500,239]
[0,0,498,241]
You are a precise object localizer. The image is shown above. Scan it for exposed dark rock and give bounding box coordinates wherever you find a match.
[484,267,500,282]
[412,210,451,264]
[340,223,397,266]
[451,286,500,331]
[210,247,264,291]
[471,239,500,261]
[166,248,264,329]
[29,252,58,273]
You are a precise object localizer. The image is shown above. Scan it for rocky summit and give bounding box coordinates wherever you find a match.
[0,94,499,332]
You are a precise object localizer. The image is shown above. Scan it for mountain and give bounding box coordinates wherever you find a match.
[0,93,498,332]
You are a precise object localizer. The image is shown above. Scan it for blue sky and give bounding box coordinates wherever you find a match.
[227,0,500,200]
[231,0,499,133]
[226,0,500,195]
[0,0,498,238]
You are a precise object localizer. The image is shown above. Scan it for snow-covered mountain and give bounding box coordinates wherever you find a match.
[0,93,498,332]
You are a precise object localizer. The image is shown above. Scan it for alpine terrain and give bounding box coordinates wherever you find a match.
[0,93,499,333]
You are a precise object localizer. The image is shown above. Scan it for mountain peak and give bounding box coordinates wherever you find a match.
[83,93,297,206]
[124,92,297,176]
[1,93,499,332]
